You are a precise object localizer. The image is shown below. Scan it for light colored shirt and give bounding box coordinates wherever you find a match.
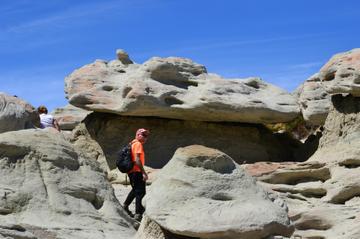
[40,113,55,128]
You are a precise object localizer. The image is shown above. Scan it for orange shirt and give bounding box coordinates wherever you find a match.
[129,139,145,173]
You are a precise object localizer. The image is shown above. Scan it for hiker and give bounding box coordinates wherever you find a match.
[37,105,60,131]
[123,128,150,221]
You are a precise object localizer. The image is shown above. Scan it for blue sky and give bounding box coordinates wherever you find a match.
[1,0,360,112]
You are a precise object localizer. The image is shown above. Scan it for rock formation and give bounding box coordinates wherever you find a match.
[137,145,294,239]
[295,73,331,125]
[0,92,39,133]
[79,112,304,169]
[245,48,360,239]
[319,48,360,96]
[51,104,90,130]
[65,50,300,124]
[0,129,135,239]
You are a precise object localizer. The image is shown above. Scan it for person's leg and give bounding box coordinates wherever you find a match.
[133,172,146,216]
[123,173,136,216]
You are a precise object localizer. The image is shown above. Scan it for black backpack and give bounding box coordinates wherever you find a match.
[116,143,134,173]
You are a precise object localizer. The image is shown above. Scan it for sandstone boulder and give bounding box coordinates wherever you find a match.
[116,48,133,65]
[144,145,294,239]
[0,129,135,239]
[65,50,299,124]
[52,104,90,130]
[319,48,360,96]
[0,92,39,133]
[296,74,331,125]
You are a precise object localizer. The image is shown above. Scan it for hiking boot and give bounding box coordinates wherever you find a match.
[123,205,134,218]
[134,213,143,221]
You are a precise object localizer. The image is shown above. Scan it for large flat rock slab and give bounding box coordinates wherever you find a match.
[65,51,299,124]
[144,145,294,239]
[0,129,135,239]
[0,92,39,133]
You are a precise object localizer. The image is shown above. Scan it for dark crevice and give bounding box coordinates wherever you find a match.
[323,71,335,81]
[245,80,260,89]
[339,159,360,168]
[211,192,233,201]
[164,97,184,106]
[330,189,360,204]
[122,87,132,98]
[102,85,114,91]
[332,94,360,114]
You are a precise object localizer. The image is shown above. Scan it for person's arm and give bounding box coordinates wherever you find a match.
[135,153,148,181]
[53,119,61,132]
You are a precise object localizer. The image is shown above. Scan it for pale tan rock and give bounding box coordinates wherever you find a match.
[322,166,360,204]
[65,51,300,124]
[108,166,158,185]
[0,92,39,133]
[0,129,135,239]
[297,74,331,125]
[51,104,90,130]
[69,123,109,173]
[258,161,330,185]
[135,215,166,239]
[319,48,360,96]
[252,92,360,239]
[255,161,360,239]
[145,145,294,239]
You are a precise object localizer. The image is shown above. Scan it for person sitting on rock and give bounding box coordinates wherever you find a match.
[37,105,60,131]
[123,128,150,221]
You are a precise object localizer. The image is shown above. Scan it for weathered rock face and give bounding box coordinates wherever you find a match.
[0,92,39,133]
[80,112,305,169]
[246,94,360,238]
[144,145,294,239]
[51,104,90,130]
[65,51,300,124]
[316,94,360,150]
[0,129,135,239]
[319,48,360,96]
[296,74,331,125]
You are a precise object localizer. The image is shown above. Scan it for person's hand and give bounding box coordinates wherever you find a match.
[142,173,148,181]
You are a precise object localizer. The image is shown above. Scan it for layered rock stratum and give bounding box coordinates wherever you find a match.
[245,48,360,239]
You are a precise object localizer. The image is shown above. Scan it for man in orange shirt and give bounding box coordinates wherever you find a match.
[123,128,150,221]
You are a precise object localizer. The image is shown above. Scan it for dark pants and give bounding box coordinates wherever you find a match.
[124,172,146,214]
